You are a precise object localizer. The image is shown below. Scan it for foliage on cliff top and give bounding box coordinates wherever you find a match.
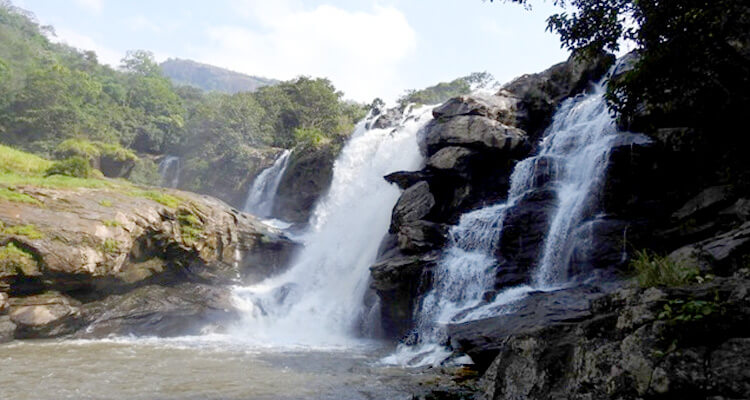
[397,72,494,109]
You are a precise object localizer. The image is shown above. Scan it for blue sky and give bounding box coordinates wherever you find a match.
[15,0,570,102]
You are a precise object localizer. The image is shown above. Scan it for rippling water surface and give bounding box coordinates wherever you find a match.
[0,338,440,400]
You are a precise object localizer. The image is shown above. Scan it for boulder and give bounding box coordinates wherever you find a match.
[668,221,750,275]
[397,221,448,254]
[426,146,475,173]
[0,315,15,343]
[274,143,338,224]
[422,116,529,157]
[370,252,439,339]
[8,291,81,338]
[432,94,519,126]
[389,181,436,233]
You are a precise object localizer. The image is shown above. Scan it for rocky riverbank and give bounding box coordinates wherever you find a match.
[0,184,297,342]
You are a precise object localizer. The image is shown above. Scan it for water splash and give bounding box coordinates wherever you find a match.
[243,150,292,218]
[232,107,434,346]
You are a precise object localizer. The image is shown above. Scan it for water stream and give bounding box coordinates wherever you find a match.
[158,155,181,188]
[231,106,434,346]
[386,77,647,366]
[243,149,292,218]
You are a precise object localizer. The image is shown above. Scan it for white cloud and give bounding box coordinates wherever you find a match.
[48,27,123,67]
[73,0,103,14]
[196,3,417,102]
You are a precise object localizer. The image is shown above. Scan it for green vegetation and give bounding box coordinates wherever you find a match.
[658,299,721,322]
[0,221,43,239]
[631,250,701,288]
[101,238,120,254]
[102,219,121,228]
[397,72,494,108]
[0,3,368,198]
[45,156,93,178]
[0,144,53,175]
[131,189,182,208]
[98,199,112,207]
[177,209,203,245]
[0,242,38,275]
[496,0,750,191]
[0,187,40,204]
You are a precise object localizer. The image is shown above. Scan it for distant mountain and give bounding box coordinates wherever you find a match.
[160,58,278,93]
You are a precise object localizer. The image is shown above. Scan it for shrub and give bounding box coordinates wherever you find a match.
[45,156,93,178]
[631,249,700,287]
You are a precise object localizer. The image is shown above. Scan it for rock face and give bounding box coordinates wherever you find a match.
[370,54,615,340]
[0,185,297,342]
[473,273,750,400]
[273,143,339,224]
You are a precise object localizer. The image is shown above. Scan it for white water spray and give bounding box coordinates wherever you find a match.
[158,156,181,188]
[232,106,434,346]
[243,150,292,218]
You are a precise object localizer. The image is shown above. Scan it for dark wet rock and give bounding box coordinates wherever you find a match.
[397,221,449,254]
[501,52,615,141]
[370,107,403,130]
[423,116,529,158]
[0,315,15,343]
[75,283,237,337]
[448,285,607,369]
[274,143,338,224]
[390,182,436,233]
[474,274,750,400]
[669,221,750,275]
[672,185,735,221]
[495,188,557,280]
[370,252,439,339]
[568,217,631,273]
[385,170,436,190]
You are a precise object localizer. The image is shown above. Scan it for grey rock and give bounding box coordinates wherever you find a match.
[0,315,15,343]
[397,220,448,254]
[709,338,750,397]
[390,181,436,233]
[423,115,528,157]
[432,94,519,126]
[672,185,734,221]
[426,146,475,172]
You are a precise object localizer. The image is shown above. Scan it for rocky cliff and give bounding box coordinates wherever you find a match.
[0,184,296,342]
[376,53,750,399]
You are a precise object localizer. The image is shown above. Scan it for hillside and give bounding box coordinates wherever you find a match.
[160,58,278,93]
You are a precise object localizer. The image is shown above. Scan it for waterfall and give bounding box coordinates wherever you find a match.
[231,106,434,346]
[158,156,181,188]
[385,76,648,366]
[243,149,292,218]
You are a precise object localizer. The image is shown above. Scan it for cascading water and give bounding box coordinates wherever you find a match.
[386,75,648,366]
[231,106,434,346]
[158,155,181,188]
[243,149,292,218]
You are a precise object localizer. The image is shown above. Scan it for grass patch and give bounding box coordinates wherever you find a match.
[0,144,53,176]
[0,187,41,205]
[177,210,203,245]
[0,222,44,239]
[45,156,93,178]
[0,242,38,276]
[55,139,137,162]
[99,199,113,207]
[101,238,120,254]
[102,220,121,227]
[131,190,183,208]
[631,249,701,287]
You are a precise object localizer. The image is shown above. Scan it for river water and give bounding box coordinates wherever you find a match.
[0,338,448,399]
